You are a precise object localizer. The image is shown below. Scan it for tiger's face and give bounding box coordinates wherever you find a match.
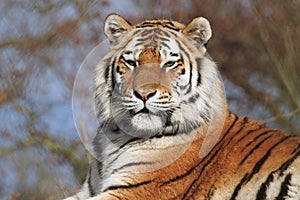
[95,14,225,138]
[112,37,189,137]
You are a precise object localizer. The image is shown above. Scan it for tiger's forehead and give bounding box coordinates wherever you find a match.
[134,19,185,30]
[123,28,181,63]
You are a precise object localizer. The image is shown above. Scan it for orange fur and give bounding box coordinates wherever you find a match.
[92,112,300,199]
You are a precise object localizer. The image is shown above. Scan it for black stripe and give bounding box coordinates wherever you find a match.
[134,42,143,47]
[101,57,113,83]
[96,159,102,175]
[241,130,274,152]
[107,137,141,157]
[160,37,170,42]
[136,36,151,42]
[236,124,266,143]
[278,141,300,176]
[164,110,173,127]
[95,91,101,100]
[104,63,110,82]
[106,152,122,169]
[229,135,292,200]
[161,41,170,49]
[95,84,102,91]
[163,21,176,27]
[163,30,171,37]
[175,40,190,60]
[206,188,215,199]
[199,112,210,124]
[136,21,180,32]
[178,82,190,92]
[132,28,143,36]
[239,134,274,166]
[119,137,141,149]
[112,161,154,174]
[276,173,292,200]
[138,29,165,40]
[183,62,193,95]
[187,93,200,103]
[204,100,211,112]
[256,171,275,200]
[153,28,164,34]
[197,72,201,86]
[291,143,300,154]
[136,35,159,43]
[110,59,116,89]
[168,29,180,37]
[103,180,152,193]
[195,58,202,86]
[136,21,158,27]
[189,61,193,90]
[140,29,153,37]
[88,167,95,197]
[175,40,191,62]
[164,26,180,32]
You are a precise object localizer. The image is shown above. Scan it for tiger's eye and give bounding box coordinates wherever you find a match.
[125,60,136,67]
[164,61,176,68]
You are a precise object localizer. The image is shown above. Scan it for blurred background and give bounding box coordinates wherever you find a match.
[0,0,299,199]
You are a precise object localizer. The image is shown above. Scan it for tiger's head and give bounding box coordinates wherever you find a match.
[95,14,226,139]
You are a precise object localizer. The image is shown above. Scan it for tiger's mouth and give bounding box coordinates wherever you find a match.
[134,107,150,114]
[128,106,151,116]
[129,105,164,117]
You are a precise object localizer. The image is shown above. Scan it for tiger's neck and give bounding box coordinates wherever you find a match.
[98,120,217,192]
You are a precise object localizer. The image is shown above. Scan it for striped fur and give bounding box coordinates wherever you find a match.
[64,14,300,200]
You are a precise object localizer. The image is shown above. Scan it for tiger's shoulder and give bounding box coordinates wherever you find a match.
[114,112,300,199]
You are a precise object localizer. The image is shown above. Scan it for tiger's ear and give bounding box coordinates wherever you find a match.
[104,14,133,46]
[183,17,212,47]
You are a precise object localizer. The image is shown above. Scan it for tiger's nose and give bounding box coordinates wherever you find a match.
[133,89,157,102]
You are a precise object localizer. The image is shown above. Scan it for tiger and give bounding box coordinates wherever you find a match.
[64,14,300,200]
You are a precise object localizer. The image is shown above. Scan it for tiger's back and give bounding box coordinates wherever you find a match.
[64,14,300,200]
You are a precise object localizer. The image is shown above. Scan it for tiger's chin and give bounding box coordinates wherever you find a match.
[118,113,165,138]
